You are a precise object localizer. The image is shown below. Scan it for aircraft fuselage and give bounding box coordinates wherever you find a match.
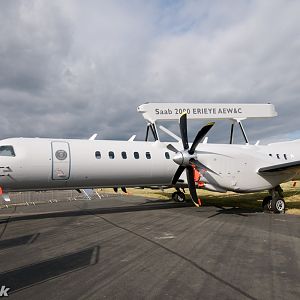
[1,138,300,194]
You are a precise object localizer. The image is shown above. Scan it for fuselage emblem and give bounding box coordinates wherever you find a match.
[55,150,67,160]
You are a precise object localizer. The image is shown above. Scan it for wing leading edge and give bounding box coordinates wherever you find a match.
[258,160,300,174]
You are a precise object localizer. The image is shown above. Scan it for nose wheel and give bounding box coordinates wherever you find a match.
[172,190,186,203]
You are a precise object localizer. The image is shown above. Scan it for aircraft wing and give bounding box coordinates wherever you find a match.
[258,160,300,174]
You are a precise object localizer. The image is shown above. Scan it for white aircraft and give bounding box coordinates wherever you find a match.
[0,103,299,213]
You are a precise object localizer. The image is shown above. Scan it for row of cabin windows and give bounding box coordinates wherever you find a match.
[269,153,288,160]
[95,151,171,160]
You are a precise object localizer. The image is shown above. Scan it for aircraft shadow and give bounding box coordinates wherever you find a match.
[206,206,262,218]
[0,233,39,250]
[0,245,100,294]
[0,202,194,224]
[0,196,273,225]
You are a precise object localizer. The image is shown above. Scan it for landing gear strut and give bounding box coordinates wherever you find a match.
[172,188,186,203]
[262,185,285,214]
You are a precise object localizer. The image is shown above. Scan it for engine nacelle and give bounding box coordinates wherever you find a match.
[203,184,227,193]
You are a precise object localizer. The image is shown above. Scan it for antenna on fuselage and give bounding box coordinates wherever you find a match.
[89,133,98,140]
[137,102,277,145]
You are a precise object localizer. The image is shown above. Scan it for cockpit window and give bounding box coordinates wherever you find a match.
[0,145,15,157]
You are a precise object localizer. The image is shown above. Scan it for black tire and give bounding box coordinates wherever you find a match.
[271,198,286,214]
[176,191,185,203]
[172,191,185,203]
[172,192,178,202]
[262,196,272,211]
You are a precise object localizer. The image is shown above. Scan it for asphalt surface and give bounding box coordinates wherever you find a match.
[0,194,299,300]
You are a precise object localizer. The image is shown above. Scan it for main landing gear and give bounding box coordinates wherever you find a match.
[262,185,286,214]
[172,188,186,203]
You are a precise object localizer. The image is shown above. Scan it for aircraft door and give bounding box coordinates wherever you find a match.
[51,142,70,180]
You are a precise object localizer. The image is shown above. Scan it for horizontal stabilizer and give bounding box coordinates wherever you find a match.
[258,160,300,173]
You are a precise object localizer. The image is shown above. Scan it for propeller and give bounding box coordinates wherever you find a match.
[167,113,214,207]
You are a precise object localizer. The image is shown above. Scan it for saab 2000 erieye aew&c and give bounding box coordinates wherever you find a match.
[1,102,299,214]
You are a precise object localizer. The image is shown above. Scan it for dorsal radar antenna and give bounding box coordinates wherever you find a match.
[137,102,277,144]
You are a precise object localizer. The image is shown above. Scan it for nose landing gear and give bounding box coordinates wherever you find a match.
[171,188,202,206]
[262,185,285,213]
[172,188,186,203]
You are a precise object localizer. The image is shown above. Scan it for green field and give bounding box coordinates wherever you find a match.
[107,181,300,215]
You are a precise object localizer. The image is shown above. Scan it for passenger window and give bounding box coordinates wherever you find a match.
[0,145,15,157]
[95,151,101,159]
[284,154,287,160]
[134,152,139,159]
[146,152,151,159]
[121,151,127,159]
[165,152,170,159]
[276,154,280,159]
[109,151,115,159]
[269,154,272,157]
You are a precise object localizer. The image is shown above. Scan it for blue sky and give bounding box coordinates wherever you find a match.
[0,0,300,144]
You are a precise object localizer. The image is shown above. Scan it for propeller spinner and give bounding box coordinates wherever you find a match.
[167,113,214,207]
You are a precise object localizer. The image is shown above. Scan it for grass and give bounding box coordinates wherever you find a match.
[103,181,300,215]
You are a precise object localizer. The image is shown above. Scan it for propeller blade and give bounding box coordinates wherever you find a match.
[179,113,189,150]
[167,144,179,153]
[189,122,215,154]
[172,166,185,185]
[186,166,200,207]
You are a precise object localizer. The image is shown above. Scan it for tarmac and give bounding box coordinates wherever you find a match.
[0,193,300,300]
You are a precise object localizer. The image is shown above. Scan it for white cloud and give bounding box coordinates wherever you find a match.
[0,0,300,143]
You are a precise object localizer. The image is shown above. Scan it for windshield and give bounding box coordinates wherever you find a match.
[0,145,16,157]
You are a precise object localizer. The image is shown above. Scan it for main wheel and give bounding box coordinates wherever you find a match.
[271,198,285,214]
[172,191,185,203]
[262,196,272,211]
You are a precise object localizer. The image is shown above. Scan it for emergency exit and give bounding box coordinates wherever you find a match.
[51,141,70,180]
